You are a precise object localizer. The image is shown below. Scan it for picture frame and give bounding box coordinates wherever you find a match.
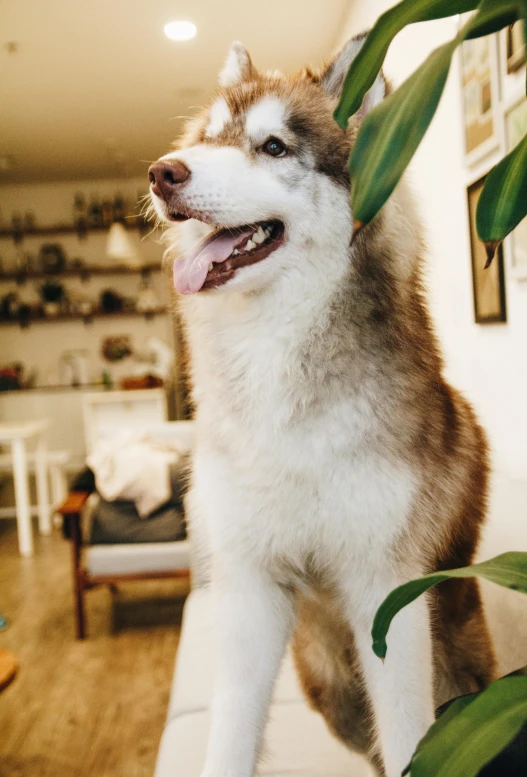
[506,21,526,74]
[467,176,507,324]
[459,32,501,166]
[505,95,527,281]
[499,27,526,107]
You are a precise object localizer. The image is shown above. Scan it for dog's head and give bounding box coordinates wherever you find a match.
[149,36,385,296]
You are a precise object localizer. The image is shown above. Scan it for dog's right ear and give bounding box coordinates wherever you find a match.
[219,42,257,87]
[319,33,386,116]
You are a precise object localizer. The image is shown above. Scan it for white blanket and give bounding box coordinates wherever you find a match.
[87,432,186,518]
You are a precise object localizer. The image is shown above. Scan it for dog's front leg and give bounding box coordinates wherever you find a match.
[351,577,435,777]
[200,563,295,777]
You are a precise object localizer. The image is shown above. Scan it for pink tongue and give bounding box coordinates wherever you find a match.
[173,227,255,294]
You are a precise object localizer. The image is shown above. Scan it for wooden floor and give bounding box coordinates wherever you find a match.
[0,520,189,777]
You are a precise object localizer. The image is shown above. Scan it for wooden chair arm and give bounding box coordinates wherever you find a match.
[59,491,91,551]
[58,491,90,640]
[58,491,91,516]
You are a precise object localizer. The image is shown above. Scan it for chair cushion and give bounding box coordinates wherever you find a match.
[88,457,189,544]
[90,499,186,544]
[86,539,191,576]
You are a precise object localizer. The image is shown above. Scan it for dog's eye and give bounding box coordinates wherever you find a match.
[261,137,287,157]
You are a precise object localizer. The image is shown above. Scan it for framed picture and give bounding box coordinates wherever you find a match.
[506,21,526,74]
[467,176,507,324]
[505,96,527,280]
[459,34,501,165]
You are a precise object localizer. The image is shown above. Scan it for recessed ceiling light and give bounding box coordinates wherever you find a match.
[164,21,197,41]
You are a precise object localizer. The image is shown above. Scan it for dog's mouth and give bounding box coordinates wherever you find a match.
[172,219,285,294]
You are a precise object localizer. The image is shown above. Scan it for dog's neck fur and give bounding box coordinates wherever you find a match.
[172,179,441,445]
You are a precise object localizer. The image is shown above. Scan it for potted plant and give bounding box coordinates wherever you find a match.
[336,1,527,773]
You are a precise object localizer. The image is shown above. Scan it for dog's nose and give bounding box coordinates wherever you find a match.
[148,160,190,200]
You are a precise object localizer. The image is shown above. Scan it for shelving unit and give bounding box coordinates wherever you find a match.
[0,219,151,240]
[0,307,167,327]
[0,219,169,328]
[0,262,163,283]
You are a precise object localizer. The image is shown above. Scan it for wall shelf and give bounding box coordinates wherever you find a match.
[0,263,163,283]
[0,307,168,328]
[0,220,152,240]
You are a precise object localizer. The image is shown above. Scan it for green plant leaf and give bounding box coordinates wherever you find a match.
[372,552,527,659]
[464,0,521,39]
[333,0,521,129]
[525,16,527,94]
[477,132,527,264]
[333,0,480,128]
[349,39,456,229]
[402,695,477,775]
[405,676,527,777]
[346,0,523,230]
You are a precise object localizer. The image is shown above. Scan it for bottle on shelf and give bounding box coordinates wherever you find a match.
[88,196,103,229]
[73,193,88,238]
[112,192,126,224]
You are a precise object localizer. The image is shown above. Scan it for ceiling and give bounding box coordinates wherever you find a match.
[0,0,349,184]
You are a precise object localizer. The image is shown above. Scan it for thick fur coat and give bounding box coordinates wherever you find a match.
[149,37,496,777]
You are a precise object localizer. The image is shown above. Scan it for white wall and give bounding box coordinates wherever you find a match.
[336,3,527,480]
[0,177,174,387]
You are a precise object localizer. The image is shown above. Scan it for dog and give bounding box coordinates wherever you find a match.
[148,36,496,777]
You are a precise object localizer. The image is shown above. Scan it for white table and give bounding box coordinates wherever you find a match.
[0,420,51,556]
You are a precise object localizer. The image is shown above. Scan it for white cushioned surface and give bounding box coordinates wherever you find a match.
[154,473,527,777]
[167,588,303,721]
[86,539,190,576]
[155,703,371,777]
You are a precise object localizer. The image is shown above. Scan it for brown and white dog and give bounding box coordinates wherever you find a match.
[149,36,496,777]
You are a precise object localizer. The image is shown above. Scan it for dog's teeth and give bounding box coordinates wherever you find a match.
[208,263,213,271]
[233,249,240,256]
[245,239,256,251]
[253,226,266,244]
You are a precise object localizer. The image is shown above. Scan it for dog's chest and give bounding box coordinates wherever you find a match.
[187,296,416,572]
[195,412,416,584]
[195,377,415,574]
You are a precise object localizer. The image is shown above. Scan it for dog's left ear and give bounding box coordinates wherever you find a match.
[219,41,257,87]
[319,33,387,116]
